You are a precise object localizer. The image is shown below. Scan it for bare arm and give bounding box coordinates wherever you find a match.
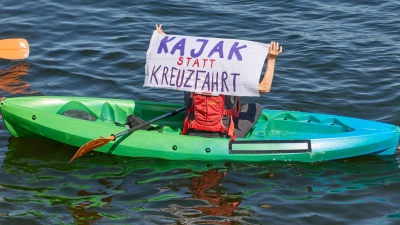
[258,41,282,93]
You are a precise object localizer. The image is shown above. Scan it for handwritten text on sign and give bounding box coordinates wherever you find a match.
[144,31,269,96]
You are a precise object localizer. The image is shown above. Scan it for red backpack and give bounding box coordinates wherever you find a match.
[182,93,240,140]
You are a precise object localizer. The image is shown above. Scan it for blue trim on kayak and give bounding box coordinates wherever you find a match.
[228,140,312,154]
[368,147,394,156]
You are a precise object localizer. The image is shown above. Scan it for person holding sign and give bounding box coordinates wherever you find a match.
[151,24,282,139]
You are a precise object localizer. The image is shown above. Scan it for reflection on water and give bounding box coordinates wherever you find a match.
[66,178,122,224]
[189,168,241,217]
[0,62,36,95]
[1,136,400,224]
[159,165,249,224]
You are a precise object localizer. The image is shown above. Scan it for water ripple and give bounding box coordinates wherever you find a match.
[1,0,400,224]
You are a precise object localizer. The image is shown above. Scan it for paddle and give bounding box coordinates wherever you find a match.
[69,106,186,163]
[0,38,30,60]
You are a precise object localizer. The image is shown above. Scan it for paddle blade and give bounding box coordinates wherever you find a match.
[0,38,30,60]
[69,136,114,163]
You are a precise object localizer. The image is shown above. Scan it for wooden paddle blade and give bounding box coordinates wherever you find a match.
[69,136,115,163]
[0,38,30,60]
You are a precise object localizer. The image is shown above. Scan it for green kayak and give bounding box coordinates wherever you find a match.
[0,96,399,162]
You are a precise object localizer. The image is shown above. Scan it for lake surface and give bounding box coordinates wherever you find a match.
[1,0,400,224]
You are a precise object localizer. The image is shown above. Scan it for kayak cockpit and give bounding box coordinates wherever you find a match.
[55,98,185,129]
[54,100,356,140]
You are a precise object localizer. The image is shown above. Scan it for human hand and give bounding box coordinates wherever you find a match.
[267,41,282,60]
[156,24,165,34]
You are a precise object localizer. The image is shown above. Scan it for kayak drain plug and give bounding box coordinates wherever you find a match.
[205,148,211,153]
[32,115,36,120]
[172,145,177,151]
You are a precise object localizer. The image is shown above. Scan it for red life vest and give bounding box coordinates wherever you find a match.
[182,93,240,140]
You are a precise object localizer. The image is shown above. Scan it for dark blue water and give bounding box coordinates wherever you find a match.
[1,0,400,224]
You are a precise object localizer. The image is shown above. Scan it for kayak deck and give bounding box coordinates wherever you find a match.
[1,96,399,162]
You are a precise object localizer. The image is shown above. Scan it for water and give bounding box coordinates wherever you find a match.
[1,0,400,224]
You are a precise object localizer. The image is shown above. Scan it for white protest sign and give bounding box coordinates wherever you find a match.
[144,31,269,96]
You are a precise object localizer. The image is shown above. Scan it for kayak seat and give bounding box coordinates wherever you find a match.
[61,109,96,121]
[57,101,98,121]
[159,126,182,134]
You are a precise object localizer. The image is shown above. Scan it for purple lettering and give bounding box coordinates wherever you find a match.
[228,42,247,61]
[157,36,176,54]
[221,71,229,92]
[202,72,210,91]
[150,65,161,85]
[208,41,224,58]
[190,39,209,58]
[161,67,169,85]
[194,70,206,90]
[211,72,218,92]
[176,69,185,87]
[171,38,186,56]
[230,73,240,92]
[184,69,195,88]
[169,67,178,86]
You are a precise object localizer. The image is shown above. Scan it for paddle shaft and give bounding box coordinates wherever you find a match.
[112,106,185,139]
[69,106,186,163]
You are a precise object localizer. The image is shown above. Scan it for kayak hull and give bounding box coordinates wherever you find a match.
[1,96,399,162]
